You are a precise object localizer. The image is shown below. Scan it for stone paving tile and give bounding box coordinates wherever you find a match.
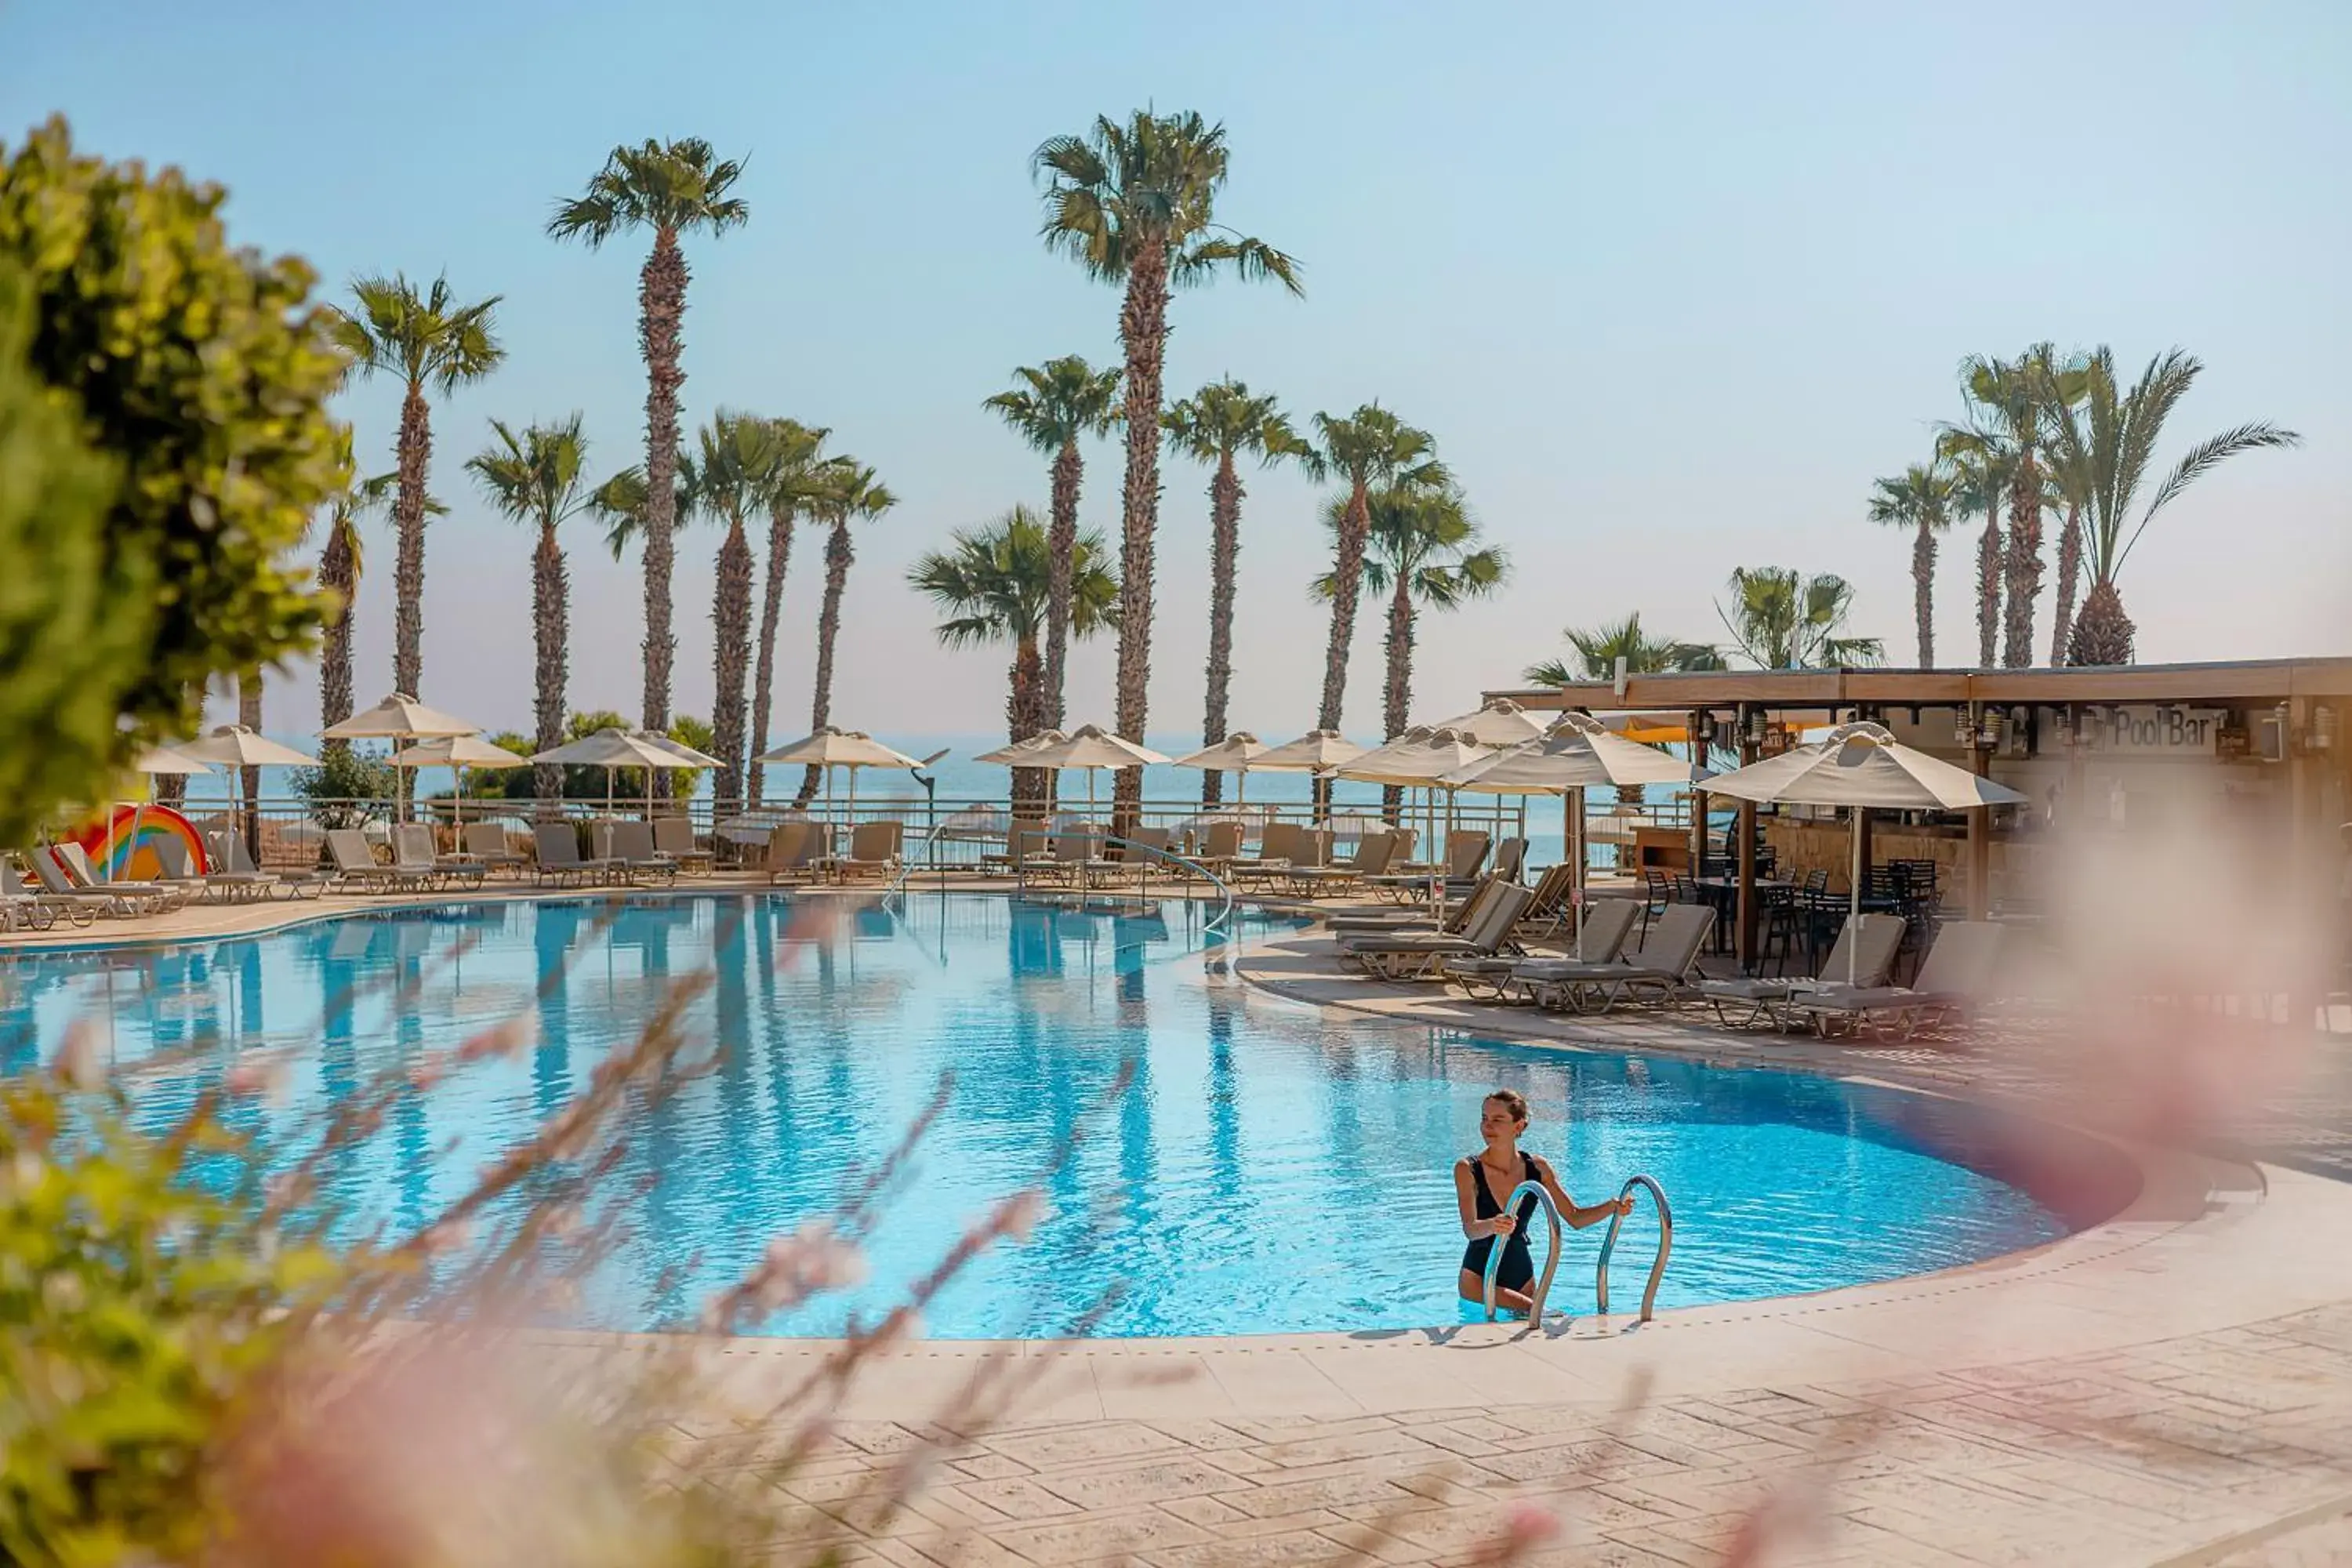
[690,1299,2352,1565]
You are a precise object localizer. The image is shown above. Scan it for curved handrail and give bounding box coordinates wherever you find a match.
[1480,1179,1564,1323]
[1100,835,1236,937]
[1593,1174,1672,1323]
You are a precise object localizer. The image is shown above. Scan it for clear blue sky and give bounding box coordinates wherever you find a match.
[9,1,2347,743]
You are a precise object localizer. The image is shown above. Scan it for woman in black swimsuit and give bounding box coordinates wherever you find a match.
[1456,1088,1632,1314]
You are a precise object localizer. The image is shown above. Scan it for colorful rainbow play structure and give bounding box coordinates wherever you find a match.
[67,804,208,881]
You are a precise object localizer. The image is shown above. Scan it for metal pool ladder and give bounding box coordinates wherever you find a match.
[1595,1174,1673,1324]
[1480,1172,1674,1326]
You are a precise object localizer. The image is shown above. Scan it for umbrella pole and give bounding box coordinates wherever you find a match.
[1569,786,1583,958]
[1848,805,1864,985]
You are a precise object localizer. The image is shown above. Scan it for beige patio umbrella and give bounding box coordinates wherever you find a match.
[1171,732,1269,807]
[390,734,529,824]
[321,692,478,820]
[1427,696,1549,747]
[321,692,478,741]
[1250,728,1367,774]
[973,731,1067,765]
[180,725,319,769]
[1338,727,1497,900]
[531,728,699,819]
[635,729,724,768]
[1018,724,1171,822]
[1441,713,1701,953]
[1700,721,2027,981]
[756,727,924,824]
[178,726,319,876]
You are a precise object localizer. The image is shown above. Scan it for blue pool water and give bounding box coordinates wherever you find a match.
[0,895,2076,1338]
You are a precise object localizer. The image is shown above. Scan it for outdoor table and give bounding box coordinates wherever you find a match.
[1691,876,1795,956]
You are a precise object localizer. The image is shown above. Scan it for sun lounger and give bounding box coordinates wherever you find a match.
[764,822,823,886]
[1286,830,1397,896]
[1517,903,1715,1014]
[205,829,328,900]
[1329,874,1504,940]
[32,844,175,916]
[1691,913,1908,1030]
[1368,828,1490,902]
[1508,863,1578,938]
[1789,920,2008,1040]
[0,862,78,929]
[393,823,484,890]
[650,815,713,874]
[593,820,678,886]
[162,835,263,902]
[1447,895,1642,1000]
[1227,822,1305,887]
[1450,836,1524,897]
[49,841,191,913]
[831,820,902,883]
[462,822,532,878]
[323,829,402,893]
[529,822,611,887]
[1191,819,1246,877]
[1343,883,1536,982]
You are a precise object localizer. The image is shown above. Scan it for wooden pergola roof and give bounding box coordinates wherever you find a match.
[1483,656,2352,714]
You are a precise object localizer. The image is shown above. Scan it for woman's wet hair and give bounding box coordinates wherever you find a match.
[1485,1088,1530,1124]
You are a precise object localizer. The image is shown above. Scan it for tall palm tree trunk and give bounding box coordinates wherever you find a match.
[1380,577,1414,823]
[1911,522,1936,669]
[2049,506,2083,666]
[1976,503,2002,668]
[319,524,357,762]
[1009,638,1049,818]
[639,227,688,800]
[1200,454,1242,807]
[1111,245,1171,829]
[1316,481,1373,815]
[795,520,853,807]
[749,504,793,805]
[2001,459,2042,668]
[1044,438,1082,731]
[392,383,432,697]
[238,672,263,855]
[711,519,753,817]
[531,521,568,813]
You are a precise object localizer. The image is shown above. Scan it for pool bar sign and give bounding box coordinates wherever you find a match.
[2083,706,2224,755]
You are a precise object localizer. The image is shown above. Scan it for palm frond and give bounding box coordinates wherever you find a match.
[2117,419,2303,573]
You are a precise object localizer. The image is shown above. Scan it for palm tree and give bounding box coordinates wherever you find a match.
[908,507,1119,815]
[1867,461,1956,667]
[331,274,504,698]
[1948,344,2085,668]
[466,416,592,808]
[984,357,1123,728]
[1522,613,1723,687]
[1715,568,1884,670]
[586,465,688,564]
[1163,378,1307,804]
[1302,406,1447,742]
[2063,347,2301,666]
[1936,437,2007,669]
[748,418,829,805]
[794,459,898,807]
[1033,110,1300,821]
[308,446,395,757]
[1316,486,1507,814]
[1523,614,1721,804]
[2042,388,2096,664]
[548,137,750,761]
[677,411,782,815]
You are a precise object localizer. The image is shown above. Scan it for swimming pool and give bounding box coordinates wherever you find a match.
[0,894,2090,1338]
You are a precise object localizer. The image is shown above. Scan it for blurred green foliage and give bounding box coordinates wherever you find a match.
[0,115,347,822]
[0,262,140,851]
[0,1072,350,1565]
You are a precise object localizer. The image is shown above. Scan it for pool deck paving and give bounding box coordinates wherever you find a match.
[11,880,2352,1563]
